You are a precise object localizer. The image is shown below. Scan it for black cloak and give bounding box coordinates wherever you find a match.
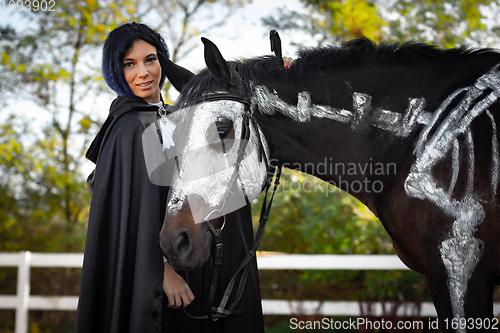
[75,96,264,333]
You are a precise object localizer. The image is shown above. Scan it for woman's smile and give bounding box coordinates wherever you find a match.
[136,80,153,89]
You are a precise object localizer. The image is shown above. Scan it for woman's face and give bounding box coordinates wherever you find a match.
[123,39,162,103]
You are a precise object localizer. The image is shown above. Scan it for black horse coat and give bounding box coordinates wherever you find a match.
[75,96,264,333]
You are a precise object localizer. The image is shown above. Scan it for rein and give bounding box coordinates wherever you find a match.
[181,93,282,321]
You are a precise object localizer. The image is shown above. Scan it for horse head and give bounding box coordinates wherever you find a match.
[159,38,270,270]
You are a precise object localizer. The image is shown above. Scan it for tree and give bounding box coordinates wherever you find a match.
[385,0,500,47]
[0,116,88,252]
[0,0,139,252]
[262,0,500,47]
[0,1,251,331]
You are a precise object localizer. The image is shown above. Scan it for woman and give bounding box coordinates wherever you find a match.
[75,22,271,333]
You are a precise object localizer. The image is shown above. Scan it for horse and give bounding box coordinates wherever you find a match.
[159,36,500,331]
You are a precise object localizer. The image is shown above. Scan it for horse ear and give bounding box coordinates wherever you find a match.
[201,37,232,87]
[157,51,194,92]
[269,30,283,60]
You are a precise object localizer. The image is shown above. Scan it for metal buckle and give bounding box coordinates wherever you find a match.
[158,104,167,124]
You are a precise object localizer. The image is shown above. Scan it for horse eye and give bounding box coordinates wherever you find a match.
[218,127,230,140]
[208,119,235,152]
[215,119,234,141]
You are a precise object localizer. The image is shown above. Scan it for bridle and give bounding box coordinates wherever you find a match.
[178,28,285,321]
[181,92,282,321]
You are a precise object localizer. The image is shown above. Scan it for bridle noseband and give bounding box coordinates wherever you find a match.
[180,92,282,321]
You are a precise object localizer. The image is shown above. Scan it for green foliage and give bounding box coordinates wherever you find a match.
[386,0,500,47]
[0,0,137,102]
[254,169,391,255]
[253,169,430,324]
[2,0,471,331]
[0,116,89,253]
[263,0,500,47]
[312,0,386,42]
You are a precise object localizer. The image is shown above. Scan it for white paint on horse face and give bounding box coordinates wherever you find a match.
[166,100,269,223]
[405,63,500,326]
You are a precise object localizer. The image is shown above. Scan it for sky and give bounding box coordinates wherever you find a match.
[174,0,309,66]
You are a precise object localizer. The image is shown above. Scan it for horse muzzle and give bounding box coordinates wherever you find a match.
[160,195,214,271]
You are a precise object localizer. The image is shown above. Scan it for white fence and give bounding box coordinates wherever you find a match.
[1,252,498,333]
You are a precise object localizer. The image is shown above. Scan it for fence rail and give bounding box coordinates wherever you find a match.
[1,252,498,333]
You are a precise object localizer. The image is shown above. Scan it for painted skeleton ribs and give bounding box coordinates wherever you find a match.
[253,63,500,326]
[406,63,500,326]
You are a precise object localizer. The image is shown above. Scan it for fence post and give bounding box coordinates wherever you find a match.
[15,251,31,333]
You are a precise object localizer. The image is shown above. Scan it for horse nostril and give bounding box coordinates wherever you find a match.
[173,229,193,257]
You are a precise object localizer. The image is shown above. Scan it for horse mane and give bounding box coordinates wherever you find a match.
[295,37,498,70]
[176,37,499,107]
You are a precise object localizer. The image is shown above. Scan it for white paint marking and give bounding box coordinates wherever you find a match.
[487,109,499,201]
[251,63,500,326]
[406,64,500,327]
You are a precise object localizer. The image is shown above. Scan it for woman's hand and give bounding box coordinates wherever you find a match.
[163,262,195,309]
[283,56,294,68]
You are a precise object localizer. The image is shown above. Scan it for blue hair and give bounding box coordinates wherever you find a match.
[102,22,170,97]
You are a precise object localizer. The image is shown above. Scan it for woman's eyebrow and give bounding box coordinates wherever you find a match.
[123,53,157,62]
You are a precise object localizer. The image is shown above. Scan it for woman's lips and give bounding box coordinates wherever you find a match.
[136,80,153,89]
